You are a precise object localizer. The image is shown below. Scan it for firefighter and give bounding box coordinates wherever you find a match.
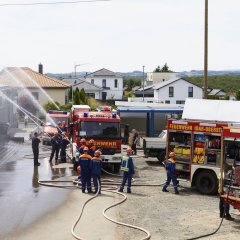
[91,150,102,194]
[78,147,92,193]
[78,138,87,155]
[32,132,41,166]
[60,132,70,163]
[118,147,135,193]
[88,139,96,157]
[162,152,179,194]
[49,133,60,164]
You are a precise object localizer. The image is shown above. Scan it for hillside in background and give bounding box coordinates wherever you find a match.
[186,75,240,94]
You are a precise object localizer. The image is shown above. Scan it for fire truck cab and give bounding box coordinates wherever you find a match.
[70,105,122,172]
[42,110,69,145]
[167,119,227,195]
[219,127,240,210]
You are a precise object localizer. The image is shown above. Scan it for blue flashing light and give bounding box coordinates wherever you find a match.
[48,110,68,115]
[112,113,116,118]
[84,112,88,117]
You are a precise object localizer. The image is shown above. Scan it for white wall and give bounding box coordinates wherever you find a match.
[147,72,177,84]
[85,77,123,100]
[154,79,203,104]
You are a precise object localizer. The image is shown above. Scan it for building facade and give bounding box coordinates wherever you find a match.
[153,78,203,104]
[85,68,123,100]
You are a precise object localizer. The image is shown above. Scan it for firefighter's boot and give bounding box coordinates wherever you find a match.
[127,188,131,193]
[162,186,169,192]
[174,188,179,194]
[118,187,123,192]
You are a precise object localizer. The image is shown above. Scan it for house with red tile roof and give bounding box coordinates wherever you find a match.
[0,66,70,106]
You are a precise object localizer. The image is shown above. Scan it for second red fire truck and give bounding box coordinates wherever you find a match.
[166,119,228,195]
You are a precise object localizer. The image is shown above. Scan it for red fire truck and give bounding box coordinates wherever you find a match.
[219,127,240,210]
[166,119,228,195]
[70,105,122,172]
[42,110,70,145]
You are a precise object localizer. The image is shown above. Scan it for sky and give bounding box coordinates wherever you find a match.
[0,0,240,74]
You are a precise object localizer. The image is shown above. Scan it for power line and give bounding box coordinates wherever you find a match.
[0,0,111,7]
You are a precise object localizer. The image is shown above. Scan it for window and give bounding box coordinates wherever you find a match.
[169,87,174,97]
[87,93,95,98]
[31,92,39,100]
[176,100,185,104]
[165,100,170,104]
[188,86,193,97]
[91,79,94,84]
[115,79,118,88]
[102,79,106,88]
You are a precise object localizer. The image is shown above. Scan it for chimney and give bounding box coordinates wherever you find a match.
[38,63,43,74]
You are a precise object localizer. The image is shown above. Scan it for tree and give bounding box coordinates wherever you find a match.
[68,87,73,101]
[18,94,38,116]
[79,88,87,104]
[74,90,80,105]
[161,63,170,72]
[43,101,60,111]
[154,65,161,72]
[236,90,240,100]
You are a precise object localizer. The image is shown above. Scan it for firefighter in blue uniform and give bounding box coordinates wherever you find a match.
[91,150,102,194]
[49,133,60,164]
[60,132,70,163]
[119,147,135,193]
[88,139,96,157]
[78,147,92,193]
[32,132,41,166]
[162,152,179,194]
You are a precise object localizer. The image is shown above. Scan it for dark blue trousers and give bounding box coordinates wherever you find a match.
[50,147,59,161]
[81,171,91,191]
[92,174,101,192]
[120,172,132,190]
[163,172,178,190]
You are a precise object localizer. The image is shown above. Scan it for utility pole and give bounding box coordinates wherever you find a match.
[143,65,145,102]
[204,0,208,99]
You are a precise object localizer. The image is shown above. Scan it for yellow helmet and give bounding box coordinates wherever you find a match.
[83,146,89,151]
[94,150,101,156]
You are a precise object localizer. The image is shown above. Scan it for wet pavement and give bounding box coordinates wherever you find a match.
[0,135,76,239]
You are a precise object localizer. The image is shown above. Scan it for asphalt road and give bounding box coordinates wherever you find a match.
[0,136,74,240]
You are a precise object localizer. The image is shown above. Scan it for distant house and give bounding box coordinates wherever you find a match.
[85,68,123,100]
[72,80,103,99]
[146,72,178,84]
[208,88,226,97]
[153,78,203,104]
[0,66,70,106]
[134,85,154,98]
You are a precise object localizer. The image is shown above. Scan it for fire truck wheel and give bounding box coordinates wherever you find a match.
[195,171,218,195]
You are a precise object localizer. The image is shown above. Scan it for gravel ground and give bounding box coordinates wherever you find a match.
[10,152,240,240]
[115,155,240,240]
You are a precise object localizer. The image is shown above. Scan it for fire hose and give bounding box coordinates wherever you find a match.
[38,176,165,240]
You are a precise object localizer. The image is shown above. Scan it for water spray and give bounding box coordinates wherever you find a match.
[18,68,60,110]
[2,67,56,127]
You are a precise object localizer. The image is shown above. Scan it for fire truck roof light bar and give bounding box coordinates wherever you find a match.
[48,110,68,115]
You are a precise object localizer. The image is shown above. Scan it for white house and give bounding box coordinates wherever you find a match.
[153,78,203,104]
[85,68,123,100]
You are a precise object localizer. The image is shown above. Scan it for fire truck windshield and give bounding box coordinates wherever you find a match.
[79,122,120,139]
[46,117,68,126]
